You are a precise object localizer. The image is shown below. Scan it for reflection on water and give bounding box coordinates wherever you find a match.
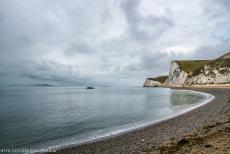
[170,91,205,105]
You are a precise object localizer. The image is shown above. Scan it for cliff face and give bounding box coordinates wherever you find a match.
[144,52,230,87]
[143,76,168,87]
[186,64,230,85]
[164,61,188,87]
[143,78,162,87]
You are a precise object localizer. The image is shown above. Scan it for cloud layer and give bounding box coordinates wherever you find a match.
[0,0,229,86]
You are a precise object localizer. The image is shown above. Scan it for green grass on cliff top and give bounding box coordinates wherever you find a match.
[146,52,230,83]
[175,52,230,73]
[175,60,212,73]
[148,75,168,83]
[192,59,230,75]
[175,57,229,75]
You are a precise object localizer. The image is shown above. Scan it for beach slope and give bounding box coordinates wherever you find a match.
[50,88,230,154]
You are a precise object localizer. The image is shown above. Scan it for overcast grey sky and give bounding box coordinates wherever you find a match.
[0,0,229,86]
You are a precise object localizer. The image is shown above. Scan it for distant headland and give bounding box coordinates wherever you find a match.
[144,52,230,88]
[30,84,55,87]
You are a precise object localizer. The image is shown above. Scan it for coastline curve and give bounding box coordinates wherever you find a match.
[48,88,215,152]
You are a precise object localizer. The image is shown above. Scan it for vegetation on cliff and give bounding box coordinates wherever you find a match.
[175,52,230,76]
[175,60,211,74]
[144,52,230,87]
[192,56,230,76]
[147,76,168,84]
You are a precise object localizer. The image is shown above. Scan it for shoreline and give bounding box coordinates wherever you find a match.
[50,87,230,154]
[46,89,214,151]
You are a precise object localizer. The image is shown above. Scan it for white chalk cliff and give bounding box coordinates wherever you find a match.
[143,78,163,87]
[164,61,188,87]
[144,52,230,87]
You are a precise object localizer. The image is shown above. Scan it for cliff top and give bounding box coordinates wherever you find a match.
[144,52,230,87]
[217,52,230,60]
[174,60,211,73]
[173,52,230,74]
[147,75,168,83]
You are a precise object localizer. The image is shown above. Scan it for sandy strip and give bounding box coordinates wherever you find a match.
[190,84,230,88]
[49,88,230,154]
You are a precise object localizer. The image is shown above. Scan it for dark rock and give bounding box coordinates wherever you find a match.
[86,87,95,89]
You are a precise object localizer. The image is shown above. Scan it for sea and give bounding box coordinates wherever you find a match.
[0,86,214,153]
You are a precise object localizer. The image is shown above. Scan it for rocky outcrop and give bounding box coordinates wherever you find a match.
[144,52,230,87]
[186,66,230,85]
[143,76,168,87]
[164,61,188,87]
[143,78,162,87]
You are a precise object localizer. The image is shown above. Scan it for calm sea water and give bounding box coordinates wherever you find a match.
[0,87,211,151]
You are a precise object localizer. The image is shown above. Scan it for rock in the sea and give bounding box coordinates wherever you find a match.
[86,87,95,89]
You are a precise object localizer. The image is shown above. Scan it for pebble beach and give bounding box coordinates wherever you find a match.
[50,88,230,154]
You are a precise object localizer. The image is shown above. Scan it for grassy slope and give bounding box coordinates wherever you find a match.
[146,52,229,84]
[148,75,168,84]
[193,58,230,76]
[175,60,212,73]
[175,52,230,75]
[208,59,230,68]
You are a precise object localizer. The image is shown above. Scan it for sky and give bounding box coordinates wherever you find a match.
[0,0,230,86]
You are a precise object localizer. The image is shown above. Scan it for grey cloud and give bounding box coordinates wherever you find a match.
[139,52,169,70]
[120,0,174,41]
[213,0,230,10]
[121,52,168,72]
[116,51,185,78]
[0,1,54,63]
[19,60,83,82]
[122,49,200,79]
[0,11,3,21]
[0,68,8,77]
[203,0,230,19]
[193,38,230,60]
[64,42,95,56]
[0,60,91,85]
[193,0,230,60]
[0,10,31,55]
[0,0,229,86]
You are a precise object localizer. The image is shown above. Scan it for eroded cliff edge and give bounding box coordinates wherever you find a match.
[144,52,230,87]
